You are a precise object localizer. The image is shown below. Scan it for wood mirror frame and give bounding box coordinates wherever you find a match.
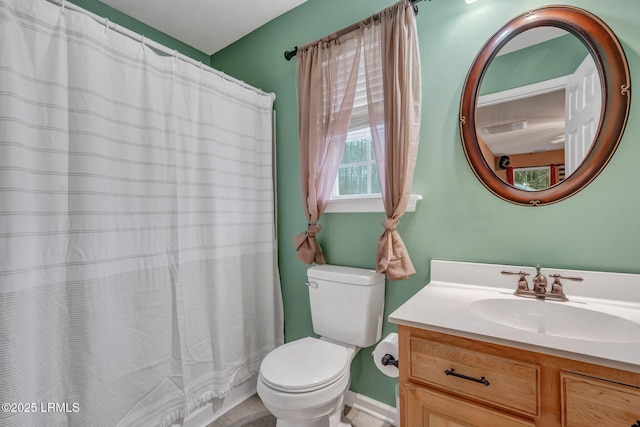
[459,6,631,206]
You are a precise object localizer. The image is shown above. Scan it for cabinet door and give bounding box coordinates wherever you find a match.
[405,385,534,427]
[561,372,640,426]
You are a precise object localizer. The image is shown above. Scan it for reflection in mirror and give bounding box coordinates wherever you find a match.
[459,5,631,206]
[475,28,601,191]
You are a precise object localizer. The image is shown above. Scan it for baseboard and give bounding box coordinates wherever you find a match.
[344,389,398,426]
[183,375,258,427]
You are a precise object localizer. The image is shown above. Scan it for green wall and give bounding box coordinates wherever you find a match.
[212,0,640,407]
[480,34,587,94]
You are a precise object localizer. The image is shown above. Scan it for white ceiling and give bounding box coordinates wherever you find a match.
[477,28,585,156]
[477,89,566,156]
[100,0,307,55]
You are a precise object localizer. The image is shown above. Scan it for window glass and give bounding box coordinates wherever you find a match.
[513,166,550,191]
[336,130,380,196]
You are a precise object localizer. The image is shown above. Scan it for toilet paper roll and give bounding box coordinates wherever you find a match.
[372,333,399,378]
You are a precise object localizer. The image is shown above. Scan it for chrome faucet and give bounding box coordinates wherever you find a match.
[501,265,583,302]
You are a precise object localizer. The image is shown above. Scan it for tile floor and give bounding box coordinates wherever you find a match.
[207,394,393,427]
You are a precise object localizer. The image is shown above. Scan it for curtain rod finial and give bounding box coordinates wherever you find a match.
[284,46,298,61]
[410,0,425,15]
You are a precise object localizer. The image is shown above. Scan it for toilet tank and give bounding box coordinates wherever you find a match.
[307,265,385,348]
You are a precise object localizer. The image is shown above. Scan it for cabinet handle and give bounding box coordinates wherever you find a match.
[444,368,490,387]
[631,421,640,427]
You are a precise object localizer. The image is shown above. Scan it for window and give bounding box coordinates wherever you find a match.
[513,166,550,191]
[331,46,380,200]
[326,123,422,213]
[333,128,380,197]
[324,35,421,214]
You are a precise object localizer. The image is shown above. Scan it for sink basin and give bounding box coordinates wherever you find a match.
[469,298,640,343]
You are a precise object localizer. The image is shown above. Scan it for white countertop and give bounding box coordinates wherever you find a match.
[389,260,640,373]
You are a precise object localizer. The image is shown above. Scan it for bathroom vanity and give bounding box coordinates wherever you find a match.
[389,260,640,426]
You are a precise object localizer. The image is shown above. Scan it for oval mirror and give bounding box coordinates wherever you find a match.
[460,6,631,206]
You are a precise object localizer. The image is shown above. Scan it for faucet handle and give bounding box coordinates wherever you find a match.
[548,274,583,301]
[549,273,584,282]
[501,270,530,291]
[500,270,530,276]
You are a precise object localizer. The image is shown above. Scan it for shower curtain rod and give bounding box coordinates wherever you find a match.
[283,0,427,60]
[46,0,275,101]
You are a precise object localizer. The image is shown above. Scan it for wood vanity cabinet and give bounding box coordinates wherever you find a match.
[398,325,640,427]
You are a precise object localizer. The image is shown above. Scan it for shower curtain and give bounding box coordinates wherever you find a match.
[0,0,283,426]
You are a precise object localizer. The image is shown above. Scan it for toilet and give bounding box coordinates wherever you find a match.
[257,264,386,427]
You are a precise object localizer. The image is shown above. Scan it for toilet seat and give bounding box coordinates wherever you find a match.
[259,337,350,393]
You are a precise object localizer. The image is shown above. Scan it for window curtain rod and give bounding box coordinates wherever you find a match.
[45,0,275,100]
[283,0,426,60]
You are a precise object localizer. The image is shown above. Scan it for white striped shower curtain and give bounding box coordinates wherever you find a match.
[0,0,283,426]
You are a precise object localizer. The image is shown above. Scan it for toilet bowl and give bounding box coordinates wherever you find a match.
[257,337,356,427]
[257,265,385,427]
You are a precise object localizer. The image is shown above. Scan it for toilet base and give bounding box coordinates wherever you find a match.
[327,395,352,427]
[274,395,351,427]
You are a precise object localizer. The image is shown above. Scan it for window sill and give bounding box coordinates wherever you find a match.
[325,194,422,214]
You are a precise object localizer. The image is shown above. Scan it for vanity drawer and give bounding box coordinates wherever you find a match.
[561,371,640,426]
[409,338,540,416]
[405,384,535,427]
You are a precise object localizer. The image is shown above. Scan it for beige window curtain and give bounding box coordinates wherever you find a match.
[294,0,421,280]
[293,34,362,264]
[363,0,421,280]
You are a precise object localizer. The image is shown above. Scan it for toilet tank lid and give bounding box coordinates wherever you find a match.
[307,264,385,286]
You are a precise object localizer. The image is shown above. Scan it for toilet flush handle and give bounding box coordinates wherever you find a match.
[305,281,318,288]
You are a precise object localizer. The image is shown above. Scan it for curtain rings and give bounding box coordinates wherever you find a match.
[172,50,178,73]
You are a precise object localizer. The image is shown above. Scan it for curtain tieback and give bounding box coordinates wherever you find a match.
[382,217,399,231]
[292,223,322,248]
[293,223,325,265]
[306,223,322,237]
